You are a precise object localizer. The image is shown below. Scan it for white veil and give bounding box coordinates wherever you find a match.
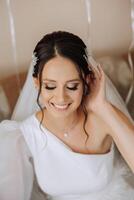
[11,62,39,121]
[11,58,133,123]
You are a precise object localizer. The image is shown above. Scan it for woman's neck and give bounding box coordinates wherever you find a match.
[37,108,81,133]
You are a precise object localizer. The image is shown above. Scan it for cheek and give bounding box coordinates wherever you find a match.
[40,91,52,102]
[72,89,83,102]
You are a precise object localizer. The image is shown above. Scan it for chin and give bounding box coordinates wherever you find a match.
[49,104,79,118]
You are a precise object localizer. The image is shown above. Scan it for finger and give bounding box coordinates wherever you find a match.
[89,61,102,78]
[96,64,103,79]
[88,57,101,79]
[97,64,106,81]
[86,74,96,89]
[88,65,97,79]
[91,65,101,80]
[88,71,96,82]
[88,75,98,88]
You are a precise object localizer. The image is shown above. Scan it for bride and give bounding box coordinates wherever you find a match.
[0,31,134,200]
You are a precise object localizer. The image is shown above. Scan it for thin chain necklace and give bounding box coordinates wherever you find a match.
[63,115,79,138]
[43,111,79,139]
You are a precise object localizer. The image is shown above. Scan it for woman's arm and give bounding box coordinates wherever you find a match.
[95,101,134,172]
[85,62,134,172]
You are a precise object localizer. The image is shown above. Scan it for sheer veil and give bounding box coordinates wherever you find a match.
[11,57,133,123]
[11,62,39,121]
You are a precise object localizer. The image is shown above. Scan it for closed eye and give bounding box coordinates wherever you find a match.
[44,86,56,90]
[67,86,78,90]
[43,83,80,90]
[44,86,78,90]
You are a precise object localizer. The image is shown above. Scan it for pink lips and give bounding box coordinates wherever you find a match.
[50,103,71,111]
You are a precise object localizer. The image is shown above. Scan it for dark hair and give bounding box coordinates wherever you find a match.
[32,31,93,150]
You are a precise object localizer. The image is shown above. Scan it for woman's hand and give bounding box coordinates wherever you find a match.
[84,64,108,113]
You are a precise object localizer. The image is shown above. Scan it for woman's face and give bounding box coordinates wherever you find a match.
[35,56,84,118]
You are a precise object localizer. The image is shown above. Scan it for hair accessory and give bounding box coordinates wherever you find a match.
[32,52,38,67]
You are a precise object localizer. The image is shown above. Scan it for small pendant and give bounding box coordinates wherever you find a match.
[64,133,68,137]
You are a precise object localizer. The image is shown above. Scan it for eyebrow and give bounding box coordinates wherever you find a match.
[42,78,81,83]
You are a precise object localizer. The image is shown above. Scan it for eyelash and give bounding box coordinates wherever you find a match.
[44,86,78,91]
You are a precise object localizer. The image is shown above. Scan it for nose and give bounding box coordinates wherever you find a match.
[55,88,68,104]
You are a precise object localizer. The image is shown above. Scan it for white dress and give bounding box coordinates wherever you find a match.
[0,114,134,200]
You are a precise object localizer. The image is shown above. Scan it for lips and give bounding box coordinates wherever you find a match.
[50,103,71,110]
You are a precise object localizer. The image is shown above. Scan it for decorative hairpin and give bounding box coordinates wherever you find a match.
[32,52,38,67]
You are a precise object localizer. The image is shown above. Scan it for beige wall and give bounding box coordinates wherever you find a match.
[0,0,132,79]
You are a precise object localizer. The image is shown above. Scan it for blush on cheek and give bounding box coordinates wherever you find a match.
[38,93,48,105]
[74,94,83,105]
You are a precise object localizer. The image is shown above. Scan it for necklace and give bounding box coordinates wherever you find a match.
[43,111,79,139]
[63,115,79,138]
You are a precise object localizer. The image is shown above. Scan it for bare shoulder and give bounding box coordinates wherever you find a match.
[86,111,110,135]
[85,111,113,153]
